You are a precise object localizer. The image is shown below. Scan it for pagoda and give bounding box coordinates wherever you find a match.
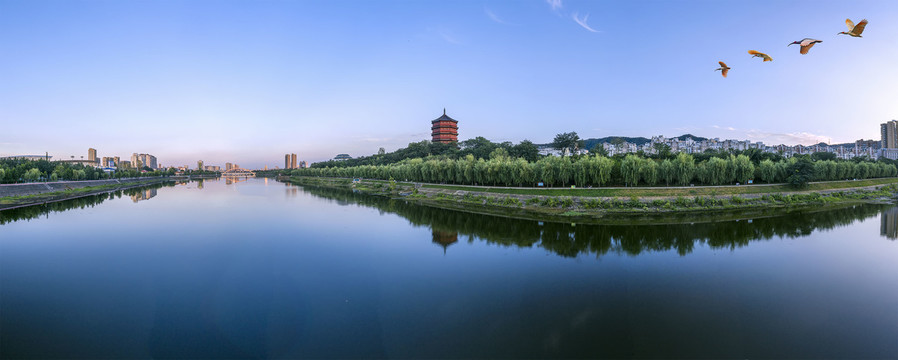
[431,108,458,144]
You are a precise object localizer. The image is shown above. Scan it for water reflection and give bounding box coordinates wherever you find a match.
[130,188,157,202]
[881,206,898,240]
[0,182,174,225]
[298,185,893,257]
[224,176,252,185]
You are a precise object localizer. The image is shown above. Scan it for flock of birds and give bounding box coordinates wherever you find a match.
[714,18,868,77]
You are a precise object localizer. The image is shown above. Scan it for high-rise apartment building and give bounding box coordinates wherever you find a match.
[113,156,120,166]
[284,153,298,169]
[88,148,97,163]
[881,120,898,149]
[131,153,140,168]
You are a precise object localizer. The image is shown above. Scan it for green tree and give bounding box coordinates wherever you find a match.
[674,153,695,186]
[511,140,540,162]
[590,144,609,157]
[786,157,815,188]
[659,159,674,186]
[23,168,41,182]
[460,137,498,160]
[652,143,673,159]
[621,155,641,187]
[733,154,754,184]
[811,152,837,161]
[489,147,509,160]
[759,159,777,183]
[640,159,659,186]
[552,132,583,156]
[707,157,728,185]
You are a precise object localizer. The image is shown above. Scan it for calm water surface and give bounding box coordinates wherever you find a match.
[1,177,896,358]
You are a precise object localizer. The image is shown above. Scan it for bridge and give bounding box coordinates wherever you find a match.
[222,168,256,177]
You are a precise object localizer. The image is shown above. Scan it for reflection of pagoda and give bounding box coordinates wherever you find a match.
[881,207,898,240]
[431,109,458,144]
[432,229,458,253]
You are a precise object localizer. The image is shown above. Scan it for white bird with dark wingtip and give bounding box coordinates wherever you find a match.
[715,61,730,77]
[838,18,868,37]
[789,38,822,54]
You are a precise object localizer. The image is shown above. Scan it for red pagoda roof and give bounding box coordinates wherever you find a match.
[431,108,458,123]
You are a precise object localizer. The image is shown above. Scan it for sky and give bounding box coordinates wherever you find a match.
[1,0,896,169]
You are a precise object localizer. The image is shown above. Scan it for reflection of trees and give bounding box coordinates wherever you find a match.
[300,186,889,258]
[0,183,174,225]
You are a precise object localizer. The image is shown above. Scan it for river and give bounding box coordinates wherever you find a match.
[1,177,896,358]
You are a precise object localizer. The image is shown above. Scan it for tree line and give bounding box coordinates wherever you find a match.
[0,159,176,184]
[292,151,898,188]
[311,137,541,168]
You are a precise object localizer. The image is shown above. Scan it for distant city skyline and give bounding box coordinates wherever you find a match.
[2,0,896,169]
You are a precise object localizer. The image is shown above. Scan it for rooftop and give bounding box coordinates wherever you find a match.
[431,108,458,123]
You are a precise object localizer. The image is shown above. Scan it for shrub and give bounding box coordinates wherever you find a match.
[542,197,559,207]
[675,196,690,207]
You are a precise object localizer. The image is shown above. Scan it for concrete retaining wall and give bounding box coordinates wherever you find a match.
[0,178,166,198]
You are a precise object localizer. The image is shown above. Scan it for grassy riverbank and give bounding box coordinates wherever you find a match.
[284,176,898,224]
[0,178,172,210]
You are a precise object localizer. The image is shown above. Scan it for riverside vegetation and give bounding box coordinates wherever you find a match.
[285,141,898,219]
[292,152,897,188]
[285,176,898,223]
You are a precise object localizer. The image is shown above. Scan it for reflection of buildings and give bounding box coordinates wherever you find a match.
[130,188,157,203]
[432,229,459,253]
[225,176,250,185]
[880,207,898,239]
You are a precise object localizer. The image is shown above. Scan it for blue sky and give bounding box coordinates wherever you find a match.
[1,0,896,169]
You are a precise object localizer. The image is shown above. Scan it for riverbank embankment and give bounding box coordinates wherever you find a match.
[0,177,179,211]
[283,176,898,224]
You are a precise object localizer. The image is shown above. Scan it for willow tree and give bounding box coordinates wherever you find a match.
[706,157,728,185]
[621,155,641,187]
[733,154,754,183]
[759,159,776,183]
[674,153,695,186]
[659,159,675,186]
[641,159,659,186]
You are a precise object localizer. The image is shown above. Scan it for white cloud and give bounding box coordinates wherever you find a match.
[714,125,833,145]
[546,0,562,11]
[572,12,599,33]
[485,8,507,25]
[744,130,832,146]
[437,28,461,44]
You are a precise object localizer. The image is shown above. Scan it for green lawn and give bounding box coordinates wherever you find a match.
[420,178,898,197]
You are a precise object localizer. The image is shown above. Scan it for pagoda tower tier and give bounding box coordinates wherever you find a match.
[431,108,458,144]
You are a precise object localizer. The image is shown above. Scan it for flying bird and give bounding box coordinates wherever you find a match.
[789,38,822,54]
[715,61,730,77]
[838,18,868,37]
[748,50,772,62]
